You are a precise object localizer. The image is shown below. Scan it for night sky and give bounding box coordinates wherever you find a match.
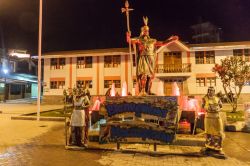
[0,0,250,54]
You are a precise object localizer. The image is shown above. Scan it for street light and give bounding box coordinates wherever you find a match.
[3,69,8,75]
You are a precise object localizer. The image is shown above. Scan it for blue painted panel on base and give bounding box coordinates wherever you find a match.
[111,126,175,143]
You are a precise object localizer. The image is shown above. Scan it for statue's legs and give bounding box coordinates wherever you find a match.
[138,74,148,96]
[137,75,142,93]
[145,76,153,95]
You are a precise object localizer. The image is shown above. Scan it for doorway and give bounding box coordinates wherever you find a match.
[164,78,183,96]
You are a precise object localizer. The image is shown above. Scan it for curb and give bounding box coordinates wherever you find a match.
[172,138,205,147]
[65,144,203,156]
[11,116,65,122]
[242,126,250,133]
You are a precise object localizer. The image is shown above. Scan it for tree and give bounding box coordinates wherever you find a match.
[213,56,250,112]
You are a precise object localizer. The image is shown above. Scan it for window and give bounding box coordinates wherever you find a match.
[196,78,205,87]
[51,58,57,68]
[0,60,2,70]
[104,80,112,88]
[50,81,65,89]
[205,51,215,64]
[76,80,93,89]
[59,58,65,67]
[245,49,250,62]
[104,80,121,88]
[207,77,216,86]
[133,79,137,88]
[233,49,243,57]
[25,84,31,93]
[104,55,121,68]
[113,80,121,88]
[9,61,15,73]
[133,54,136,67]
[195,51,215,64]
[50,58,65,69]
[10,84,21,95]
[196,77,216,87]
[195,51,204,64]
[77,56,92,69]
[233,49,250,62]
[77,57,85,68]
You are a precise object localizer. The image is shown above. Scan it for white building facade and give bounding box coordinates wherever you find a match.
[42,41,250,103]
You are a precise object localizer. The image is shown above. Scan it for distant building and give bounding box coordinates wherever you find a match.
[41,41,250,104]
[191,22,222,43]
[0,49,37,101]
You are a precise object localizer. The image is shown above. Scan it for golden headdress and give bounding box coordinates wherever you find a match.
[141,16,149,34]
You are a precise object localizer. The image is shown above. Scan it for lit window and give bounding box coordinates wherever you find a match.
[50,81,65,89]
[104,80,121,88]
[76,80,93,89]
[133,54,136,67]
[195,51,215,64]
[133,79,137,88]
[104,80,112,88]
[104,55,121,68]
[205,51,215,64]
[207,77,216,86]
[50,58,65,70]
[244,49,250,62]
[195,51,204,64]
[113,80,121,88]
[196,78,205,87]
[77,56,92,69]
[233,49,243,57]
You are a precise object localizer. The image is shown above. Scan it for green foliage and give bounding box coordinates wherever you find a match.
[213,56,250,112]
[63,86,88,104]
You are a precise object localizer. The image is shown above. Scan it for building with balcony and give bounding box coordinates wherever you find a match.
[42,40,250,103]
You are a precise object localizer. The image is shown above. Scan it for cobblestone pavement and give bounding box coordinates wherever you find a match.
[224,132,250,163]
[0,123,250,166]
[0,125,102,166]
[98,141,250,166]
[98,151,249,166]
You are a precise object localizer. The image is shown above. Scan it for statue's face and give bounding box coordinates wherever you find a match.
[143,29,149,36]
[208,89,215,97]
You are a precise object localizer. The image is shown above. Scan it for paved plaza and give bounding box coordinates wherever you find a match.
[0,103,250,166]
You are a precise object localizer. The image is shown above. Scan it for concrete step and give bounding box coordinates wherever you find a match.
[88,134,205,147]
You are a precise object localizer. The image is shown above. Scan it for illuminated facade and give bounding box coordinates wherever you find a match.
[42,41,250,103]
[0,49,37,101]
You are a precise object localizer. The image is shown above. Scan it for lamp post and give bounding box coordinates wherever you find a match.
[37,0,43,121]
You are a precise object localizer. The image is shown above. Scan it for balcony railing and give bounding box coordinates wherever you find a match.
[156,63,191,73]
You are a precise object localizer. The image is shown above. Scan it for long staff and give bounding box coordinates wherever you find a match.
[122,0,134,92]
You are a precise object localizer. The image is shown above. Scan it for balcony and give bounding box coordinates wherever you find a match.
[155,63,192,78]
[156,63,191,73]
